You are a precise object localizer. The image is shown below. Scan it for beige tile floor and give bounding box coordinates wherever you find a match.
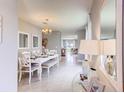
[18,54,82,92]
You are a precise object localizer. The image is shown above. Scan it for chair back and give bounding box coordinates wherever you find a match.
[32,50,41,57]
[18,57,22,70]
[50,50,57,54]
[19,52,31,67]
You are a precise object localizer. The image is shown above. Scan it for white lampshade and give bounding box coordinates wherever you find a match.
[79,40,100,55]
[102,39,116,55]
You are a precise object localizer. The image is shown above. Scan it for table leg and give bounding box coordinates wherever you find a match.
[38,63,42,81]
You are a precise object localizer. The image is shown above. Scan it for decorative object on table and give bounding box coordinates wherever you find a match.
[49,50,57,56]
[42,38,48,48]
[30,57,36,60]
[42,46,49,55]
[42,46,46,54]
[79,40,100,80]
[101,39,116,77]
[41,53,48,58]
[72,73,105,92]
[31,50,40,59]
[30,55,36,60]
[105,56,114,76]
[79,77,105,92]
[0,16,3,44]
[71,48,78,54]
[87,77,105,92]
[44,49,49,55]
[80,74,88,81]
[41,54,48,58]
[61,48,66,56]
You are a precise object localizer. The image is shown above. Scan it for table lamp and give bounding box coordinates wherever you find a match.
[101,39,116,76]
[79,40,100,80]
[101,39,116,55]
[79,40,100,70]
[79,40,100,55]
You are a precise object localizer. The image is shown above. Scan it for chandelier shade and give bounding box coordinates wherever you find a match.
[41,19,52,34]
[42,28,52,33]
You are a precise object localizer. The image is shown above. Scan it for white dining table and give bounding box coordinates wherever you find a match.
[31,54,59,80]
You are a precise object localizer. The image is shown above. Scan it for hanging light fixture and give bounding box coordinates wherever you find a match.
[41,19,52,34]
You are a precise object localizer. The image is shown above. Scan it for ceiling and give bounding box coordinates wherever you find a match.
[17,0,93,32]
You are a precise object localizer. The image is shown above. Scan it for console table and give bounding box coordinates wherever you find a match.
[72,72,106,92]
[72,72,89,92]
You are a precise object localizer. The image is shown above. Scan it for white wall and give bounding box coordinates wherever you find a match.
[0,0,18,91]
[45,31,61,55]
[75,30,86,48]
[116,0,123,91]
[90,0,104,40]
[18,19,42,52]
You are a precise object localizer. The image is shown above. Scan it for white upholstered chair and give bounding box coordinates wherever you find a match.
[18,52,39,84]
[49,50,57,54]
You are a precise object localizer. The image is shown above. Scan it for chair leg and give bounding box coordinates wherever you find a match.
[48,68,49,77]
[29,72,31,84]
[37,69,39,76]
[19,71,22,83]
[38,65,42,80]
[32,72,33,76]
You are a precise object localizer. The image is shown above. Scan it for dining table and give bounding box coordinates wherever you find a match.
[31,54,59,80]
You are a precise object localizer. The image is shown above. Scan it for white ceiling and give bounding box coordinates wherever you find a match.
[17,0,93,32]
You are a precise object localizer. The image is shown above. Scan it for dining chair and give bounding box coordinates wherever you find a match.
[18,52,39,84]
[49,50,57,54]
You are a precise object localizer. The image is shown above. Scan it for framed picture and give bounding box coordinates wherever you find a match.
[0,16,2,44]
[18,32,29,49]
[32,34,39,48]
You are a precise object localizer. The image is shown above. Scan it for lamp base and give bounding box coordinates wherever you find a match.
[90,68,96,71]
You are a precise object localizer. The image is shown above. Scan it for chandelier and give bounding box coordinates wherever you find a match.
[41,19,52,34]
